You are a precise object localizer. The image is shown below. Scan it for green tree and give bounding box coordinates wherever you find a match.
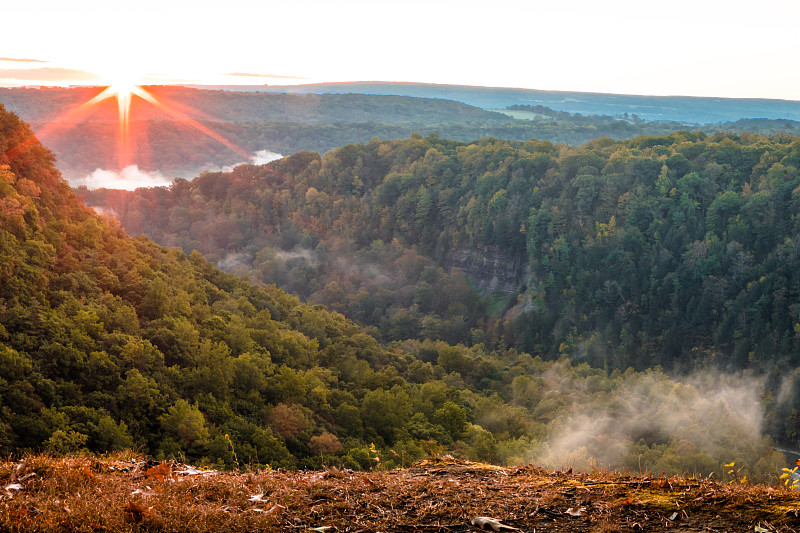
[434,401,467,441]
[160,399,209,449]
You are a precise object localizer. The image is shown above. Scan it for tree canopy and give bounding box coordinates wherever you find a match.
[0,103,793,480]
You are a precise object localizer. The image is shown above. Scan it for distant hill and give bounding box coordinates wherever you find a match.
[4,84,800,183]
[0,86,512,125]
[192,81,800,123]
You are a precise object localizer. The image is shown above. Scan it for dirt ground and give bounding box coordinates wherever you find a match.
[2,455,800,532]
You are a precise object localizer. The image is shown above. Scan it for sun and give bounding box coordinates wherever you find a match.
[106,78,139,98]
[89,71,147,123]
[107,80,138,118]
[107,82,148,129]
[74,77,144,166]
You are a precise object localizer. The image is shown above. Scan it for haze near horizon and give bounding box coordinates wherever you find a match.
[3,0,800,101]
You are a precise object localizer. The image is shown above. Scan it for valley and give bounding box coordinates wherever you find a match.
[1,86,799,490]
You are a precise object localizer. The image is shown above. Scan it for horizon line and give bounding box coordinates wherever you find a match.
[2,81,800,104]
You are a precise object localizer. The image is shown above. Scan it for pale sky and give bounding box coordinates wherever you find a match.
[3,0,800,100]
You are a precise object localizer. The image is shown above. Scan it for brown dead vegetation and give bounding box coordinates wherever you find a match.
[2,454,800,532]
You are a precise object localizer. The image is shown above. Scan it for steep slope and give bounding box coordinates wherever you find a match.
[0,104,423,467]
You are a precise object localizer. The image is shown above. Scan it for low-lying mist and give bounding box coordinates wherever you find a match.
[71,150,283,190]
[493,364,785,481]
[73,165,173,190]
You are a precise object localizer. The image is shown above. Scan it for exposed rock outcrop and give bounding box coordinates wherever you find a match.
[444,245,522,293]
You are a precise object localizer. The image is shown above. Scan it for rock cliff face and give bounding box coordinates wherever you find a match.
[444,245,522,293]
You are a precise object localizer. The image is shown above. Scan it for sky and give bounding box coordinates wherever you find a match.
[3,0,800,101]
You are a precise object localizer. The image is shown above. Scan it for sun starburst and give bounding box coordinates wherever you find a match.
[105,81,139,127]
[6,76,248,175]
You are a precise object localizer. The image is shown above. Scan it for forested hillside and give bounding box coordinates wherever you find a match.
[83,131,800,447]
[83,132,800,369]
[0,104,789,478]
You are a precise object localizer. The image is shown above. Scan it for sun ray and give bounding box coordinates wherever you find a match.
[5,81,250,175]
[131,87,249,158]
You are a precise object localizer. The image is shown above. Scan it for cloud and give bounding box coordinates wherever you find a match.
[72,165,173,190]
[0,57,48,63]
[0,67,101,82]
[225,72,307,80]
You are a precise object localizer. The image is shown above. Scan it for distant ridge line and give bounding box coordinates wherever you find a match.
[185,81,800,124]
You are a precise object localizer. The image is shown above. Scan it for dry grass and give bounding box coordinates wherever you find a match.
[2,454,800,532]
